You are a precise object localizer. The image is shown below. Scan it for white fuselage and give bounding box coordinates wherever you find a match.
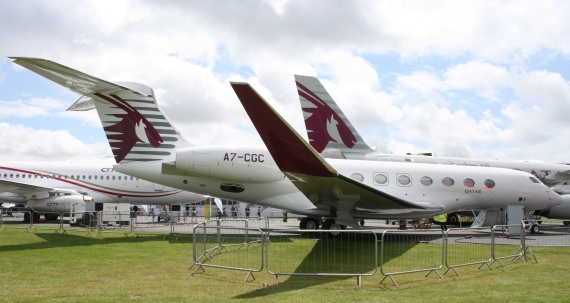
[359,153,570,184]
[0,161,205,206]
[114,146,564,220]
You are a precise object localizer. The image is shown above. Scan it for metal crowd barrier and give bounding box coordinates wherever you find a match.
[491,224,525,266]
[444,227,493,276]
[379,229,445,286]
[191,223,265,282]
[266,230,378,286]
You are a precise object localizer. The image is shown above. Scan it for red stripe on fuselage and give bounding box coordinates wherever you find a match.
[0,166,181,198]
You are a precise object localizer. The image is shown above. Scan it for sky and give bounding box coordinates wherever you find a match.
[1,0,570,163]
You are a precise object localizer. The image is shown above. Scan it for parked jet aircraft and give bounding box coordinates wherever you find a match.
[0,161,206,220]
[295,75,570,184]
[11,57,563,230]
[294,75,570,222]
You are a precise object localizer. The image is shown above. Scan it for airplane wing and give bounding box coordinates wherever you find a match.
[10,57,151,98]
[0,179,53,195]
[230,82,424,222]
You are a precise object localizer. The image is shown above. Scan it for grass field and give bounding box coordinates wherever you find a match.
[1,229,570,302]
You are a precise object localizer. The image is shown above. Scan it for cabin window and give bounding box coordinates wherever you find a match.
[34,175,37,178]
[130,176,134,180]
[463,178,475,187]
[397,174,411,186]
[373,173,389,185]
[420,176,433,186]
[350,173,364,182]
[529,177,541,184]
[10,174,13,178]
[220,183,245,193]
[94,175,97,180]
[106,176,110,180]
[118,176,122,180]
[88,175,92,180]
[442,177,454,187]
[112,176,116,180]
[484,179,495,188]
[16,174,19,178]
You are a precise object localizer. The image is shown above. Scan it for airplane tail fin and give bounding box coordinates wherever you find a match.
[294,75,374,156]
[10,57,192,164]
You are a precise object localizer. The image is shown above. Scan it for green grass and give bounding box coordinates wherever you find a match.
[1,229,570,302]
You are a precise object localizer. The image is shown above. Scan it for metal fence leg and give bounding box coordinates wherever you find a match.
[379,275,398,286]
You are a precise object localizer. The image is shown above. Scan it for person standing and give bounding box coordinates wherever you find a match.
[245,205,250,218]
[257,207,261,217]
[435,213,448,231]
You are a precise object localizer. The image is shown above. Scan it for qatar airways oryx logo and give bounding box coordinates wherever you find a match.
[296,81,357,153]
[94,93,163,162]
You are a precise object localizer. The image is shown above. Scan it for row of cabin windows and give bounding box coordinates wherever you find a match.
[350,173,497,188]
[1,173,138,181]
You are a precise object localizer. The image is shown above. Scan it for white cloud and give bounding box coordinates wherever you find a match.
[0,1,569,164]
[0,123,111,161]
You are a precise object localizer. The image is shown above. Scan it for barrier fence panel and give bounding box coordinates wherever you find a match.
[266,230,377,286]
[2,211,38,232]
[444,227,493,276]
[191,224,265,282]
[30,212,64,233]
[523,222,570,248]
[380,229,444,286]
[491,224,525,267]
[62,212,98,235]
[130,213,171,238]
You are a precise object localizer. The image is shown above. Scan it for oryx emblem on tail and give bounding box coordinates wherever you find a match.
[296,81,357,153]
[94,93,163,162]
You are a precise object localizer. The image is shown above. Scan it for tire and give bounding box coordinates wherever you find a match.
[448,214,458,224]
[531,225,540,234]
[45,214,59,221]
[563,221,570,226]
[300,217,319,230]
[359,220,365,226]
[322,219,342,237]
[305,218,319,230]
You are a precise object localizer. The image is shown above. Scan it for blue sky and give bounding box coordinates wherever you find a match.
[1,1,570,163]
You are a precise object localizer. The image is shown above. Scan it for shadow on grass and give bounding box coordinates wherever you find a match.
[233,232,432,299]
[0,231,184,253]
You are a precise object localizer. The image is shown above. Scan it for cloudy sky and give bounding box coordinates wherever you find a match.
[1,0,570,163]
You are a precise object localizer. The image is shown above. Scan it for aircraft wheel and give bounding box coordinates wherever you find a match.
[45,214,59,221]
[23,212,30,222]
[300,217,319,230]
[448,214,458,224]
[563,221,570,226]
[359,220,365,226]
[531,224,540,234]
[33,212,41,221]
[322,219,343,236]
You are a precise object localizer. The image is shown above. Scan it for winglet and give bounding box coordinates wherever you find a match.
[230,82,337,177]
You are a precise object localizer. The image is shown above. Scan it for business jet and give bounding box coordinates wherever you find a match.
[11,57,563,231]
[294,75,570,223]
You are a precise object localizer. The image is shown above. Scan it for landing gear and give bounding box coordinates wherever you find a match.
[322,219,346,236]
[530,224,540,234]
[23,212,40,222]
[359,220,365,226]
[44,214,59,221]
[300,217,320,230]
[563,221,570,226]
[447,213,458,225]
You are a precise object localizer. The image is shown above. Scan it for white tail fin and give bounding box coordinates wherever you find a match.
[11,57,192,163]
[294,75,374,155]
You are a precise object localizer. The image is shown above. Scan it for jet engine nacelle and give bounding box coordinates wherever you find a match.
[25,194,92,213]
[534,194,570,219]
[175,146,284,183]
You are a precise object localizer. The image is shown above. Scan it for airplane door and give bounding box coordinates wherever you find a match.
[153,183,164,191]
